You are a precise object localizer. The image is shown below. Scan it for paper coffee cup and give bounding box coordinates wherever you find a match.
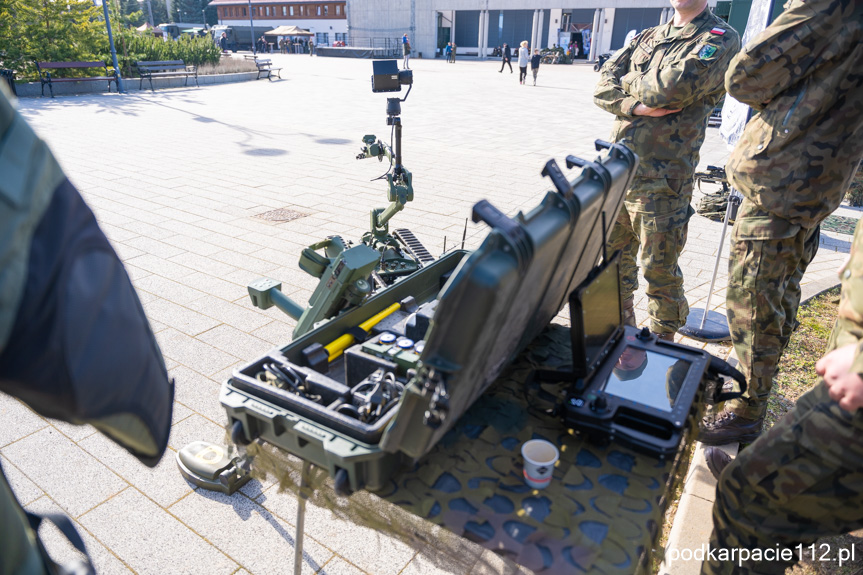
[521,439,559,489]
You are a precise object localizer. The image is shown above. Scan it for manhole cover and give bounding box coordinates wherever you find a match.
[822,214,858,236]
[254,208,309,222]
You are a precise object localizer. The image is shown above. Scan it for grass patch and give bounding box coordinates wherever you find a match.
[765,287,839,430]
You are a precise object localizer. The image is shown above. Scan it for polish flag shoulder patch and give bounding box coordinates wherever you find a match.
[710,27,726,35]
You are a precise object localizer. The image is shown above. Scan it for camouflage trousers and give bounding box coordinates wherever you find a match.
[701,380,863,574]
[725,199,821,419]
[606,176,694,334]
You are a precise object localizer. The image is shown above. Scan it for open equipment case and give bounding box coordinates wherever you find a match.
[205,140,639,497]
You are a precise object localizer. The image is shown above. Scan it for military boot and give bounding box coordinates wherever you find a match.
[698,408,763,445]
[704,447,733,480]
[622,296,637,327]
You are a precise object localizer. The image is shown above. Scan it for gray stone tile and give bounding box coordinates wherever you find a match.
[124,235,186,259]
[183,271,246,302]
[135,274,209,305]
[0,394,47,448]
[26,496,133,575]
[2,428,127,517]
[1,455,44,505]
[156,328,241,377]
[197,324,274,359]
[317,558,368,575]
[172,401,193,424]
[79,488,237,575]
[168,414,229,453]
[170,489,334,575]
[143,297,222,336]
[50,420,98,442]
[79,433,193,508]
[170,251,239,276]
[185,297,272,333]
[169,365,230,425]
[125,253,196,282]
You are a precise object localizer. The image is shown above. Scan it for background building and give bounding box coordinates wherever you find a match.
[209,0,347,45]
[345,0,782,60]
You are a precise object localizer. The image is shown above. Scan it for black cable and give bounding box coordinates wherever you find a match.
[370,125,396,182]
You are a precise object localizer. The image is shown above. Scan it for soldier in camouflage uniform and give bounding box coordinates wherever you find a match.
[594,0,739,338]
[700,0,863,444]
[701,216,863,574]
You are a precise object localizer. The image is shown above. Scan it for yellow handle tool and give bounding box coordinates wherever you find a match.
[325,302,402,361]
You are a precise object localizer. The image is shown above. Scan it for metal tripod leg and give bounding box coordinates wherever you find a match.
[293,460,311,575]
[678,192,741,342]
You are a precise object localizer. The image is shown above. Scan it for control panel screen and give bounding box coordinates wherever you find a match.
[602,347,690,412]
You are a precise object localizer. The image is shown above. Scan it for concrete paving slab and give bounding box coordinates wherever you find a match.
[49,420,99,443]
[1,455,44,506]
[197,324,274,360]
[0,394,47,448]
[169,488,334,575]
[168,413,230,452]
[26,495,133,575]
[170,365,231,426]
[143,297,223,336]
[79,433,193,508]
[2,427,127,518]
[156,327,242,376]
[79,487,238,575]
[316,557,368,575]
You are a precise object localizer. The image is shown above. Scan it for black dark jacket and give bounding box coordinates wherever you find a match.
[502,45,511,60]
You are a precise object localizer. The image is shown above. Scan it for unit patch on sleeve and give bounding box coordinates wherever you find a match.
[710,27,726,35]
[698,45,718,60]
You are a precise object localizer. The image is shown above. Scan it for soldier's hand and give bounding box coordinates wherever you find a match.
[632,103,683,117]
[817,344,863,412]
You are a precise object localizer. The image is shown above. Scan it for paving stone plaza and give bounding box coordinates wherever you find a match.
[1,54,855,575]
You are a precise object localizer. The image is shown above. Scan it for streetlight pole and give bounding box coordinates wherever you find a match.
[248,0,255,54]
[98,0,124,93]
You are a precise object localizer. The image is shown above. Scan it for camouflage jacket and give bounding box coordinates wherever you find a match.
[725,0,863,228]
[594,7,740,179]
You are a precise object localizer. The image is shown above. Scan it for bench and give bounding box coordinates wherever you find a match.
[244,55,282,81]
[36,61,117,98]
[136,60,198,92]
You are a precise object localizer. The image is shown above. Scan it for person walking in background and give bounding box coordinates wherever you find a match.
[499,43,513,73]
[450,42,457,63]
[444,42,452,62]
[530,49,541,86]
[219,32,227,53]
[403,34,411,69]
[517,40,529,84]
[309,39,314,56]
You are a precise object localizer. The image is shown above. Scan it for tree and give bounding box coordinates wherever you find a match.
[14,0,107,78]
